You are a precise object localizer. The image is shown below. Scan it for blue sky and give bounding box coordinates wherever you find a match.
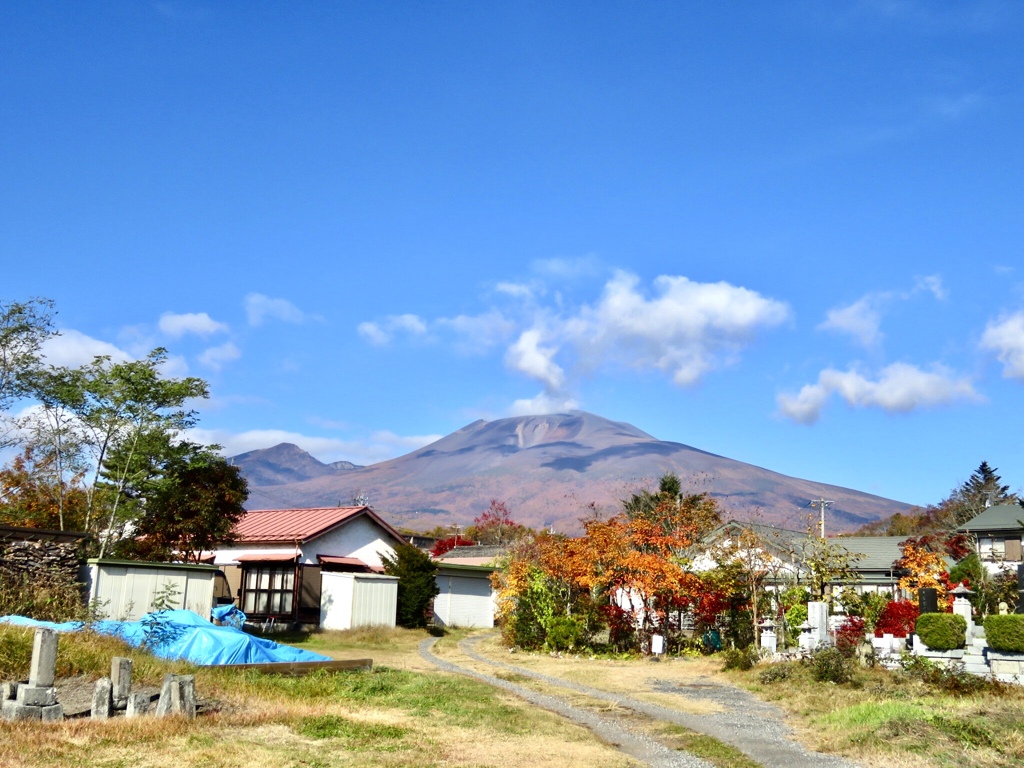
[3,1,1023,509]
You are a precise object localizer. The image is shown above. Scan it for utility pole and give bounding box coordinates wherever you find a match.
[809,498,833,539]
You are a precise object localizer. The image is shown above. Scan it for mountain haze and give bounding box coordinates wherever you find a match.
[233,411,913,534]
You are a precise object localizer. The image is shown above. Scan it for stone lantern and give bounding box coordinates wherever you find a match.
[758,618,777,655]
[949,582,975,638]
[798,620,815,652]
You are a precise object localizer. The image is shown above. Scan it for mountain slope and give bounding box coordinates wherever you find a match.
[233,412,913,534]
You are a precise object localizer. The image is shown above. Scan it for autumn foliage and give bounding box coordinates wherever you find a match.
[493,477,723,653]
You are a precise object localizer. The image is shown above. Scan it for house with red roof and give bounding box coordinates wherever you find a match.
[210,506,408,627]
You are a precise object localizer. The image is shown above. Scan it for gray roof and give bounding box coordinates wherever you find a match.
[435,544,508,561]
[957,503,1024,534]
[830,536,907,572]
[704,520,810,559]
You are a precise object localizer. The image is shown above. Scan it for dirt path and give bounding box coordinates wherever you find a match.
[421,634,861,768]
[420,638,711,768]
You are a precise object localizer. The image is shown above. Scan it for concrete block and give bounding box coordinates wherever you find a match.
[155,674,176,717]
[0,682,16,701]
[40,703,64,722]
[126,692,150,718]
[991,659,1024,676]
[91,677,112,720]
[964,663,990,675]
[111,657,132,709]
[29,628,58,688]
[171,676,196,720]
[16,685,57,707]
[2,700,42,721]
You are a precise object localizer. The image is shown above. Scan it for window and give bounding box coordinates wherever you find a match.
[242,564,295,616]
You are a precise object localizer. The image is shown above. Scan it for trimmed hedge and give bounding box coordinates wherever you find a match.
[984,614,1024,653]
[915,613,966,651]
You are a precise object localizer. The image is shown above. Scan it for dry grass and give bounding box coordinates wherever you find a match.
[0,625,640,768]
[725,660,1024,768]
[457,634,724,715]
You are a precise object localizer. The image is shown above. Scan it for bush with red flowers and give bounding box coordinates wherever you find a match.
[835,615,866,657]
[873,599,919,638]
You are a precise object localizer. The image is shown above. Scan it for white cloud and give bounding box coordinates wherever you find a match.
[495,282,534,299]
[981,311,1024,379]
[915,274,947,300]
[531,255,600,279]
[505,329,566,391]
[819,276,946,348]
[437,310,516,354]
[509,391,579,416]
[186,426,441,467]
[778,362,979,424]
[40,330,132,367]
[158,311,229,338]
[571,271,790,385]
[357,314,428,346]
[245,293,305,327]
[198,342,242,371]
[359,269,789,414]
[818,296,885,348]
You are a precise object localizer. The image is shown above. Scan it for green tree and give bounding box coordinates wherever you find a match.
[798,536,862,601]
[0,298,55,444]
[380,544,440,628]
[119,444,248,563]
[69,349,208,556]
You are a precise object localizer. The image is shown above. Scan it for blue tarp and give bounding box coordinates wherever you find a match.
[0,610,329,666]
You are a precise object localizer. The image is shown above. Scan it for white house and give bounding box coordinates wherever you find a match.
[210,506,407,626]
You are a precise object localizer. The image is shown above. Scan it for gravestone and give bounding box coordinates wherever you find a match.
[111,657,132,710]
[2,628,63,722]
[91,677,112,719]
[155,674,196,720]
[807,602,829,647]
[126,691,150,718]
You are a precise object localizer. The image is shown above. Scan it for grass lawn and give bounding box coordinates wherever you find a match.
[0,624,638,768]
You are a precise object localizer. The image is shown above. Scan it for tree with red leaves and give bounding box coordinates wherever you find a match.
[466,499,532,545]
[430,534,476,557]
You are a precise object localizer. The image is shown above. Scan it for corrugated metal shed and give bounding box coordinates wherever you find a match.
[319,572,397,630]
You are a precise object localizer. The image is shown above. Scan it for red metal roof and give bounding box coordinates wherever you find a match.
[232,506,407,545]
[317,555,367,566]
[233,553,298,562]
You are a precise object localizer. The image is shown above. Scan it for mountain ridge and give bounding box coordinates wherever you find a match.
[231,411,913,534]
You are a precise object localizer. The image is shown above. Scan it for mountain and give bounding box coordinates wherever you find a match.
[232,411,914,534]
[230,443,361,487]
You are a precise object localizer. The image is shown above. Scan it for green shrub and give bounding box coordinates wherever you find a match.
[900,654,996,697]
[984,614,1024,653]
[544,615,582,651]
[811,646,856,684]
[721,646,757,671]
[915,613,966,651]
[758,662,794,684]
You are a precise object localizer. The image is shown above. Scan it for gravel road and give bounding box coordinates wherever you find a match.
[421,634,862,768]
[419,638,712,768]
